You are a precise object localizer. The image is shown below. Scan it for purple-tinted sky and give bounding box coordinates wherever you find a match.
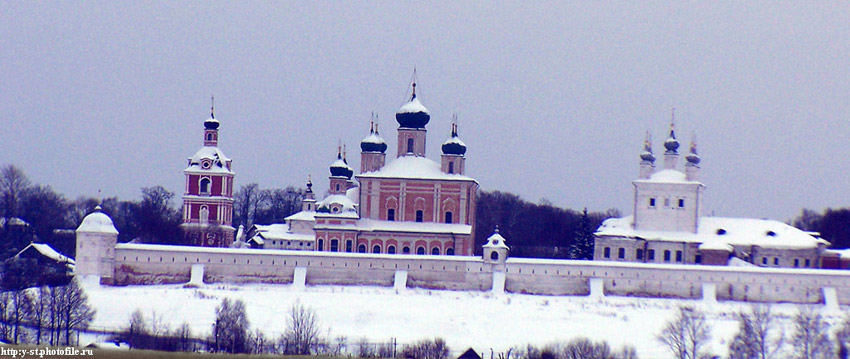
[2,2,849,222]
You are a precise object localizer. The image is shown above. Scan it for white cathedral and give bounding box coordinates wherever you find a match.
[594,121,830,268]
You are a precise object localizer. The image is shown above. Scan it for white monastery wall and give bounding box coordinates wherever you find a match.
[99,243,850,305]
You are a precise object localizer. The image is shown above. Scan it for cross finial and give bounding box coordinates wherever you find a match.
[210,95,215,118]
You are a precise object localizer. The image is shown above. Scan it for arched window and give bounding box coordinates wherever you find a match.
[346,240,353,252]
[387,208,395,221]
[415,210,424,222]
[403,246,410,254]
[372,245,381,254]
[358,244,366,253]
[431,247,440,255]
[417,247,425,255]
[446,248,454,255]
[330,239,339,252]
[388,245,396,254]
[407,138,414,153]
[200,178,211,194]
[448,161,454,174]
[491,252,499,261]
[207,133,213,141]
[444,211,453,224]
[335,183,340,192]
[317,239,324,251]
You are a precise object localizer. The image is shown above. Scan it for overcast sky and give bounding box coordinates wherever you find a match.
[2,2,849,222]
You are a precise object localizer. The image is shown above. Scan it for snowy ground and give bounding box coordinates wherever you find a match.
[80,279,847,359]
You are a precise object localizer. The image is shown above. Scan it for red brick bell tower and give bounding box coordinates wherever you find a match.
[180,99,236,247]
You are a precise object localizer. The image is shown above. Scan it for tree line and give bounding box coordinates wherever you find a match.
[792,208,850,249]
[0,278,95,346]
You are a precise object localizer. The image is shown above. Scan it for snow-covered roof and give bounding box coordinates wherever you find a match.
[596,215,824,249]
[0,217,29,227]
[185,146,233,174]
[328,219,472,235]
[361,132,386,144]
[483,231,509,249]
[398,97,429,114]
[251,224,315,242]
[442,135,466,147]
[16,243,75,264]
[634,169,700,184]
[357,156,476,182]
[285,210,316,222]
[317,192,358,215]
[76,208,119,234]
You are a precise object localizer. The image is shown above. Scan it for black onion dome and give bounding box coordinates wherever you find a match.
[664,129,680,153]
[204,113,220,130]
[640,143,655,162]
[396,91,430,129]
[329,152,353,179]
[360,127,388,153]
[441,124,467,155]
[686,143,701,164]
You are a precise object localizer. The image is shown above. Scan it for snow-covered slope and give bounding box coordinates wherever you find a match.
[81,280,841,359]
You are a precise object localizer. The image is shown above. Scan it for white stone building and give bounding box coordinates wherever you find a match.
[594,121,828,268]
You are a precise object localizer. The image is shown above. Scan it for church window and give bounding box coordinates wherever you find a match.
[358,244,366,253]
[373,245,381,254]
[648,249,655,260]
[335,183,340,192]
[346,240,352,252]
[678,199,684,208]
[663,250,671,262]
[794,259,799,267]
[617,248,625,259]
[200,206,209,224]
[603,247,611,258]
[388,245,396,254]
[448,161,454,174]
[407,138,414,153]
[207,133,213,141]
[387,209,395,221]
[403,246,410,254]
[432,247,440,255]
[317,239,324,251]
[417,246,425,255]
[805,259,811,267]
[762,257,767,265]
[636,248,644,260]
[649,198,656,207]
[675,250,683,262]
[773,257,779,266]
[445,212,453,224]
[330,239,339,252]
[491,252,499,261]
[416,210,424,222]
[200,178,211,194]
[446,248,454,255]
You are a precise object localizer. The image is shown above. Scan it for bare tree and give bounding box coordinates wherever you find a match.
[31,286,49,344]
[173,321,193,352]
[10,289,33,344]
[657,306,711,359]
[281,300,321,354]
[0,165,31,219]
[211,298,250,353]
[55,278,96,345]
[125,309,148,349]
[791,307,832,359]
[729,304,783,359]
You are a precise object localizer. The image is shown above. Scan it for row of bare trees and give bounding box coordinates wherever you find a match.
[0,278,95,345]
[659,304,850,359]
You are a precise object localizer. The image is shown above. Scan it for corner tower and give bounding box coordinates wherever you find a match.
[180,101,236,247]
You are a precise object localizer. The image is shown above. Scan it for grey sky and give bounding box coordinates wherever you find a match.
[2,2,848,222]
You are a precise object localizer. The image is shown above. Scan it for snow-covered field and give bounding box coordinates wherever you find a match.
[80,279,846,359]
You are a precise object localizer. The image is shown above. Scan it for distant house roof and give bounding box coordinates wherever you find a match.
[458,348,482,359]
[15,243,75,265]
